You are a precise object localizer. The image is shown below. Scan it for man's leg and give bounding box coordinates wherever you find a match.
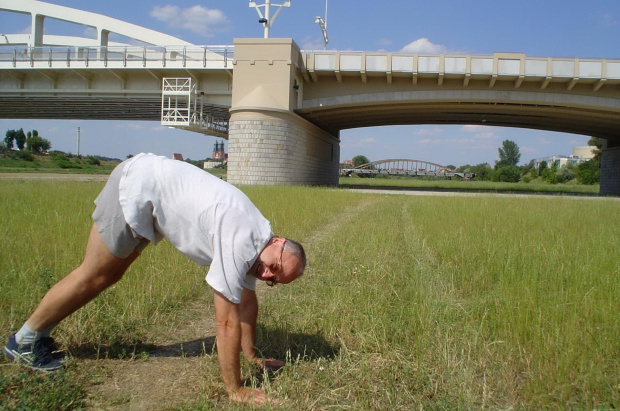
[4,223,141,370]
[25,223,140,332]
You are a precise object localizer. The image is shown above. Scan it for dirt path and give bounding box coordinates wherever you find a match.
[77,197,381,410]
[79,299,219,410]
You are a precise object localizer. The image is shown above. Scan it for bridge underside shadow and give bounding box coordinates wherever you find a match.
[296,90,620,142]
[291,79,620,195]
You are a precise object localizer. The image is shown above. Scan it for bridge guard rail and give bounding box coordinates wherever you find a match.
[0,45,234,69]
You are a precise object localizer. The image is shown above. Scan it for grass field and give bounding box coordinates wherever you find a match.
[0,179,618,409]
[340,176,601,195]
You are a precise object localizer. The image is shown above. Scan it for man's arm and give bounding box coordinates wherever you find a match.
[239,288,259,364]
[213,290,268,404]
[239,288,286,370]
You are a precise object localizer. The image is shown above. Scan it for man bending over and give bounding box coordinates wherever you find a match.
[3,153,306,405]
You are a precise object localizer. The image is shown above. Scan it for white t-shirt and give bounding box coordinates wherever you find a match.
[118,153,273,304]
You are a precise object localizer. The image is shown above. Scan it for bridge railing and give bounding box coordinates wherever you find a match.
[302,51,620,90]
[0,45,234,69]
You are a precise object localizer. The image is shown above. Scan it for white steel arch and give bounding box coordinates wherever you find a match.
[0,0,191,47]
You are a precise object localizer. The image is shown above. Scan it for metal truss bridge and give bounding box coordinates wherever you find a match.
[340,159,473,179]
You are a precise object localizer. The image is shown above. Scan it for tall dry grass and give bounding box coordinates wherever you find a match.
[1,179,618,409]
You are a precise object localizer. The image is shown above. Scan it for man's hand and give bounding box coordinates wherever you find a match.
[263,358,286,370]
[250,357,286,371]
[230,387,275,405]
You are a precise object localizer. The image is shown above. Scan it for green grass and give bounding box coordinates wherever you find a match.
[1,179,618,409]
[340,175,601,194]
[0,154,119,174]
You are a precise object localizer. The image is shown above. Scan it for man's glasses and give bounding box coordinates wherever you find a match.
[265,240,286,287]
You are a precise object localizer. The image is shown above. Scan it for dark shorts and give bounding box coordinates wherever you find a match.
[92,161,150,258]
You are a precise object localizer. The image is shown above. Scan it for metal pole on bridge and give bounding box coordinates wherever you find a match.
[249,0,291,38]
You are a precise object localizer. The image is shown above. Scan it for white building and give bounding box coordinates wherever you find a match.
[532,146,595,169]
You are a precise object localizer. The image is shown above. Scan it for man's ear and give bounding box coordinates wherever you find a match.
[270,237,286,245]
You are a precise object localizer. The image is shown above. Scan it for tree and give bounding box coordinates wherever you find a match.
[494,165,520,182]
[352,155,370,168]
[587,136,603,165]
[14,129,26,151]
[26,135,52,153]
[576,160,600,185]
[538,160,548,176]
[496,140,521,168]
[4,129,16,150]
[556,165,576,184]
[471,163,494,181]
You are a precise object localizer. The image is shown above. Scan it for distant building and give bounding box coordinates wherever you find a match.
[531,146,595,169]
[172,153,184,161]
[205,140,227,169]
[212,140,226,160]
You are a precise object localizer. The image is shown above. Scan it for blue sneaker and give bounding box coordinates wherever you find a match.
[38,336,67,361]
[3,334,64,371]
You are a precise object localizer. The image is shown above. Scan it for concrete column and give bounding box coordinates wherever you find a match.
[228,38,340,186]
[99,29,110,47]
[599,144,620,196]
[31,14,45,48]
[228,109,339,185]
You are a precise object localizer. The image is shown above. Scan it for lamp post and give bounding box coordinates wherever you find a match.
[314,0,329,50]
[76,127,80,156]
[249,0,291,38]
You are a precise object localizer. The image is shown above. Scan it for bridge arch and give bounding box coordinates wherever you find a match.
[296,88,620,141]
[0,0,189,47]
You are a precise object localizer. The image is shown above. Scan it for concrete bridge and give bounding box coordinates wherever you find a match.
[1,1,620,194]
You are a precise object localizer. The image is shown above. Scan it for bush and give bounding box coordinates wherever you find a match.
[576,160,600,185]
[12,151,34,161]
[85,156,101,166]
[494,165,520,183]
[556,165,576,184]
[51,153,82,169]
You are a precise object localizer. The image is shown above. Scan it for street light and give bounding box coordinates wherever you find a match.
[249,0,291,38]
[314,17,328,50]
[314,0,328,50]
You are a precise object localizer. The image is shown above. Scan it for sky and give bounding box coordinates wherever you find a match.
[1,0,619,166]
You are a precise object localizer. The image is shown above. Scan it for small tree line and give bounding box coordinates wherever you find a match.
[456,138,600,185]
[348,138,601,185]
[3,128,52,154]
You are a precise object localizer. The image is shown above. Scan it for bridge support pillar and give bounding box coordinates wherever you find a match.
[227,38,340,185]
[600,142,620,196]
[228,110,339,185]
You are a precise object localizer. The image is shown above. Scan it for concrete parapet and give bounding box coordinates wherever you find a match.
[227,109,339,185]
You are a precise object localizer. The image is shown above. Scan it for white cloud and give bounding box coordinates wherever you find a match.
[400,38,447,54]
[151,5,228,37]
[342,137,376,148]
[461,125,500,140]
[299,35,326,51]
[413,127,444,136]
[461,125,486,133]
[115,123,144,130]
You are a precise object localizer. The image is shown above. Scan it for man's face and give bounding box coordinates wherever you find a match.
[252,238,302,286]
